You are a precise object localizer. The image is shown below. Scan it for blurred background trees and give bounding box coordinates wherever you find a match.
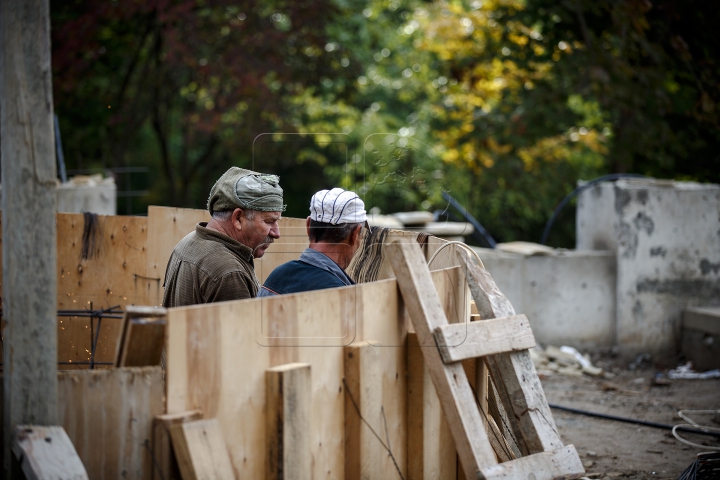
[50,0,719,246]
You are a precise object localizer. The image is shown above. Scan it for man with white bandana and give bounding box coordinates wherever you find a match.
[163,167,285,307]
[258,188,366,296]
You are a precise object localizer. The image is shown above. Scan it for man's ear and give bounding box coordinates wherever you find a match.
[232,208,244,231]
[349,224,362,246]
[306,217,312,238]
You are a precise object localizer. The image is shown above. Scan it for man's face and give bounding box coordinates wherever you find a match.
[236,210,281,258]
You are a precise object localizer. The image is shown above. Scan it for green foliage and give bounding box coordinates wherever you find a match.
[50,0,719,247]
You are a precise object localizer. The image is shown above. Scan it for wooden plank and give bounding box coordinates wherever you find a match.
[480,445,584,480]
[146,206,309,287]
[386,240,497,477]
[407,333,458,480]
[0,212,155,370]
[12,426,89,480]
[457,248,572,458]
[266,363,311,480]
[55,213,154,369]
[166,266,462,479]
[406,333,424,480]
[434,315,536,363]
[169,419,234,480]
[146,206,209,302]
[344,342,384,480]
[168,288,359,478]
[58,367,164,479]
[153,411,203,480]
[115,306,168,367]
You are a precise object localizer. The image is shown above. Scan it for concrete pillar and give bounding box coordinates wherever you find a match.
[577,179,720,354]
[1,0,58,475]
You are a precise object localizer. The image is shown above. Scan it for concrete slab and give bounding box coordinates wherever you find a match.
[474,247,616,349]
[577,179,720,354]
[682,307,720,371]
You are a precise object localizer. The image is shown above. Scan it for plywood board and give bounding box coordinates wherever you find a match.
[146,206,310,291]
[169,419,235,480]
[407,333,457,480]
[266,363,311,480]
[58,366,164,479]
[344,342,384,480]
[166,266,463,479]
[115,306,168,367]
[12,425,89,480]
[146,206,210,302]
[56,213,154,368]
[0,212,154,369]
[153,411,203,480]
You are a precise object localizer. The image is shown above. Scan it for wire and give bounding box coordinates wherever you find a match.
[427,241,484,268]
[549,404,720,439]
[440,191,497,248]
[342,378,405,480]
[540,173,646,246]
[672,410,720,451]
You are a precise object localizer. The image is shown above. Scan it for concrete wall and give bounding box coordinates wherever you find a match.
[56,181,116,215]
[475,248,616,349]
[577,179,720,354]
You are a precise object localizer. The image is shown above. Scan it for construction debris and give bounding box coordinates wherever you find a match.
[530,345,605,378]
[668,362,720,380]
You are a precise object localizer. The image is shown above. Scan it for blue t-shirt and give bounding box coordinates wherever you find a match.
[258,248,355,296]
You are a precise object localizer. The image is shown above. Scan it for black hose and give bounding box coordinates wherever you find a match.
[440,191,497,248]
[549,403,720,438]
[540,173,646,246]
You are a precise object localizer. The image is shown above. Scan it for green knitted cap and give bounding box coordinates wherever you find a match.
[207,167,286,214]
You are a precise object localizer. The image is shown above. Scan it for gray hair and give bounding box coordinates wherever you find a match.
[308,219,362,243]
[212,209,257,221]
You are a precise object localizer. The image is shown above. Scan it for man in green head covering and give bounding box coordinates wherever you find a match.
[162,167,286,307]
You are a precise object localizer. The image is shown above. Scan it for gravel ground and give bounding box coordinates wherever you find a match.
[540,361,720,480]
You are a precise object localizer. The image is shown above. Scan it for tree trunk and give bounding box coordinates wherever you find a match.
[0,0,58,477]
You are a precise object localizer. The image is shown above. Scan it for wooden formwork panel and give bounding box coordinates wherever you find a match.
[146,205,310,286]
[0,207,312,369]
[166,264,468,479]
[0,212,154,368]
[0,367,163,479]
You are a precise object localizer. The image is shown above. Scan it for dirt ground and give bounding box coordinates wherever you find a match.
[540,357,720,480]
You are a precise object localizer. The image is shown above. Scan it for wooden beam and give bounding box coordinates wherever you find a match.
[152,411,203,480]
[115,306,168,367]
[407,333,457,480]
[12,426,89,480]
[434,315,536,363]
[456,248,569,457]
[266,363,311,480]
[1,0,58,474]
[480,445,584,480]
[387,240,497,477]
[344,341,384,480]
[58,366,164,479]
[169,419,234,480]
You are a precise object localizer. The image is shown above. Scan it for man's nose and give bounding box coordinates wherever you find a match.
[270,224,280,239]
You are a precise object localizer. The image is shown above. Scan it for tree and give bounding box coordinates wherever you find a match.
[52,0,368,212]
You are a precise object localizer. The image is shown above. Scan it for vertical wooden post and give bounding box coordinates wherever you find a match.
[344,341,383,480]
[266,363,311,480]
[407,333,457,480]
[0,0,58,476]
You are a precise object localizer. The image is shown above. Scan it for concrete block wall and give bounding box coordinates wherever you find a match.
[56,181,116,215]
[577,179,720,354]
[476,248,616,349]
